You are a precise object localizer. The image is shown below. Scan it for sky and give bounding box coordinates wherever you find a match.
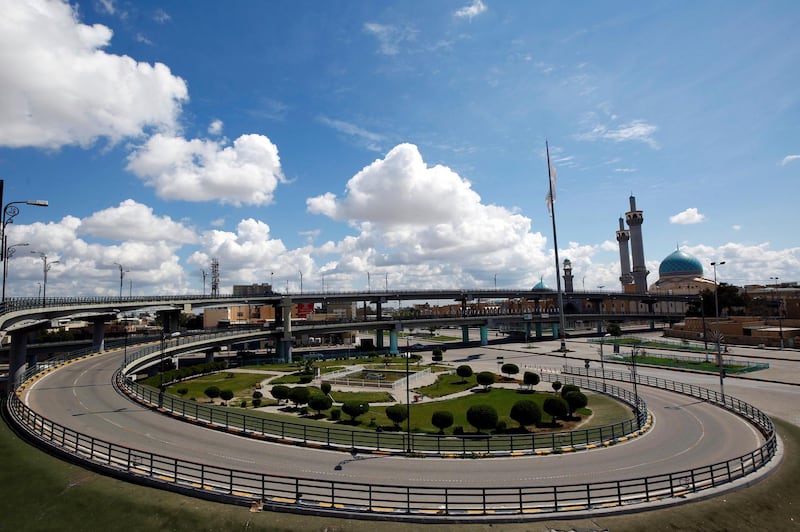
[0,0,798,299]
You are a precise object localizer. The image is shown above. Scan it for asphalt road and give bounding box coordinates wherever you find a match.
[22,343,766,489]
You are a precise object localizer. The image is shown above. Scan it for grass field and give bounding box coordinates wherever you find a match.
[1,408,796,532]
[140,372,269,402]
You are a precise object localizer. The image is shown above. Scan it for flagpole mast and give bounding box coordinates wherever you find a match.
[546,141,567,354]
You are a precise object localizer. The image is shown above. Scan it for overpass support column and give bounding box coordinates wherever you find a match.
[597,320,603,334]
[650,319,655,330]
[535,322,542,338]
[552,323,559,340]
[158,309,181,334]
[91,319,106,352]
[205,348,215,364]
[461,325,469,343]
[525,323,531,341]
[376,330,384,349]
[9,331,30,386]
[375,300,382,321]
[479,326,488,346]
[389,329,398,355]
[280,296,293,363]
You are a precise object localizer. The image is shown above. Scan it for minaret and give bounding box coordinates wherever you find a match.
[616,217,633,289]
[625,195,649,294]
[562,259,574,293]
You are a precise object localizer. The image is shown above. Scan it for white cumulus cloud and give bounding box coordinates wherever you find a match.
[780,154,800,166]
[669,208,706,225]
[79,199,198,243]
[0,0,188,149]
[455,0,487,19]
[126,133,285,206]
[208,119,223,136]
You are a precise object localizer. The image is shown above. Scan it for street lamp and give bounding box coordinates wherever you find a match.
[1,194,48,303]
[201,269,207,296]
[2,242,28,302]
[367,272,371,292]
[405,335,412,454]
[113,262,128,299]
[599,333,610,393]
[711,260,726,400]
[31,251,59,305]
[494,273,497,289]
[298,270,303,294]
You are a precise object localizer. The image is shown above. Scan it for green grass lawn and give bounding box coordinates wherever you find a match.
[416,372,477,397]
[329,390,394,403]
[615,354,746,373]
[3,409,796,532]
[145,372,268,401]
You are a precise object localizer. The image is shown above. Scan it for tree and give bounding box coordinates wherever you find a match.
[320,382,332,396]
[308,394,333,416]
[560,384,580,399]
[501,363,519,379]
[476,371,495,391]
[204,386,220,401]
[385,404,408,429]
[509,400,541,429]
[288,386,311,408]
[219,389,234,402]
[271,384,289,404]
[543,396,569,424]
[466,404,498,433]
[456,365,473,383]
[252,390,263,399]
[564,391,588,417]
[432,347,443,362]
[522,371,540,391]
[342,401,369,422]
[551,380,562,394]
[431,411,454,434]
[606,322,623,337]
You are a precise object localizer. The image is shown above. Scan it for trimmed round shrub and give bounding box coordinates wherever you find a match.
[551,380,562,393]
[543,396,569,423]
[204,386,220,400]
[308,394,333,415]
[523,371,540,390]
[510,399,542,429]
[252,390,263,399]
[342,401,370,422]
[456,365,473,382]
[288,386,311,407]
[239,399,247,408]
[320,382,332,395]
[219,389,234,402]
[564,391,588,416]
[501,363,519,378]
[560,384,580,399]
[432,347,443,362]
[431,411,454,434]
[329,408,341,421]
[251,398,262,408]
[466,404,498,433]
[385,404,408,428]
[476,371,495,390]
[270,384,289,404]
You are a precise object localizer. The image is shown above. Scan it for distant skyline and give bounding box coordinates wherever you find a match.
[0,0,797,298]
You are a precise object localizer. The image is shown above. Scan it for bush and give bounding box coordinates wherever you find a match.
[456,365,473,382]
[320,382,331,396]
[342,401,369,422]
[564,391,588,417]
[453,426,464,435]
[522,371,540,391]
[239,400,247,408]
[329,408,341,421]
[543,396,569,423]
[551,381,562,394]
[431,411,454,434]
[308,394,333,415]
[476,371,495,391]
[385,404,408,428]
[510,400,542,429]
[252,390,263,399]
[466,404,498,433]
[298,375,313,384]
[251,398,262,408]
[176,387,189,397]
[288,386,311,408]
[204,386,220,400]
[560,384,580,399]
[495,420,507,433]
[501,363,519,378]
[432,347,443,362]
[271,385,289,404]
[219,389,234,402]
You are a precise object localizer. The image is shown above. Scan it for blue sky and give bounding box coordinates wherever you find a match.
[0,0,798,298]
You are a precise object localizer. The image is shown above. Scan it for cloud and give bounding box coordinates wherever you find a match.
[732,224,742,231]
[135,33,153,45]
[153,8,171,24]
[317,116,383,151]
[780,155,800,166]
[0,0,188,149]
[79,200,198,244]
[669,208,706,225]
[577,119,659,149]
[307,143,554,289]
[208,119,223,136]
[126,133,285,206]
[455,0,487,19]
[96,0,115,15]
[363,22,416,55]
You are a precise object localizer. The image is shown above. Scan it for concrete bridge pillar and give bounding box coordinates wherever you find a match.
[92,319,106,352]
[479,326,488,346]
[205,348,215,364]
[461,325,469,343]
[552,323,559,340]
[535,322,543,338]
[376,330,384,349]
[597,320,603,334]
[9,331,30,385]
[389,329,398,355]
[375,300,382,321]
[280,296,293,363]
[524,322,531,341]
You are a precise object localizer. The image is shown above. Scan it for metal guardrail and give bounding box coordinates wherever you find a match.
[5,343,778,521]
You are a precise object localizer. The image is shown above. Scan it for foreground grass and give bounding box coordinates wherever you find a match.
[1,411,797,531]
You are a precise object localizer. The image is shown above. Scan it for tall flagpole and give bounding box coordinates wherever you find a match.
[545,141,567,353]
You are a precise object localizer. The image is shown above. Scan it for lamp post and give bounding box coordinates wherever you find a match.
[1,194,48,303]
[494,273,497,289]
[630,344,641,429]
[298,270,303,294]
[32,251,59,305]
[113,262,128,299]
[405,335,412,454]
[711,260,726,400]
[599,333,610,393]
[367,272,371,292]
[2,242,28,302]
[201,269,207,296]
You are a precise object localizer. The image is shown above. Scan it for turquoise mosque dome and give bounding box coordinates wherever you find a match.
[532,280,551,290]
[658,249,703,278]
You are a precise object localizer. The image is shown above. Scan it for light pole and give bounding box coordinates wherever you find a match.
[113,262,128,299]
[32,251,59,305]
[630,344,641,428]
[298,270,303,294]
[201,269,207,296]
[494,273,497,289]
[367,272,371,292]
[711,260,726,400]
[2,242,28,302]
[599,333,610,393]
[405,335,412,454]
[1,194,48,303]
[270,272,274,292]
